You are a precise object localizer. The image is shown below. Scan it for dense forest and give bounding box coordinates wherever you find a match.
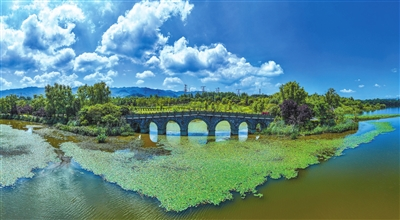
[0,81,393,138]
[361,98,400,108]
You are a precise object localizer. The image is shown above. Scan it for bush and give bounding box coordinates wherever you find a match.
[120,132,134,136]
[96,133,107,143]
[262,120,299,137]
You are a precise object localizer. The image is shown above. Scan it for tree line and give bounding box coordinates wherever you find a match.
[0,81,388,131]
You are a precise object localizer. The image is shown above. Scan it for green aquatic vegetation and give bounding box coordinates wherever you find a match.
[335,122,395,155]
[346,114,400,121]
[0,125,59,187]
[60,121,395,212]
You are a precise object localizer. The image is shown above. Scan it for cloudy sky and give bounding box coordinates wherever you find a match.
[1,0,398,99]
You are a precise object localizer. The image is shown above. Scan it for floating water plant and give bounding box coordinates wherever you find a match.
[60,121,395,212]
[0,124,59,187]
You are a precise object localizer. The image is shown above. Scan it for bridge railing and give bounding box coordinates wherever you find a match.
[125,111,274,120]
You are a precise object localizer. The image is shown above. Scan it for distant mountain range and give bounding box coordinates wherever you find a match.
[0,86,190,98]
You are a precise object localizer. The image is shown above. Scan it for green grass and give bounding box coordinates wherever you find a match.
[346,114,400,121]
[60,121,395,212]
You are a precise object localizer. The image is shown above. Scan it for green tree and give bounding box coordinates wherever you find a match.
[79,102,121,126]
[45,83,74,118]
[31,94,47,111]
[325,88,340,109]
[279,81,308,104]
[3,95,19,114]
[77,82,111,106]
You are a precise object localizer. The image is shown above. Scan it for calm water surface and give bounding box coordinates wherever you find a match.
[1,108,399,219]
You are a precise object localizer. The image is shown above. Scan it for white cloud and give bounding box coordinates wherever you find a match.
[275,83,282,87]
[374,84,381,87]
[21,4,85,52]
[1,3,83,73]
[160,37,283,86]
[136,70,155,79]
[258,61,284,77]
[0,77,12,87]
[359,85,364,88]
[136,80,144,85]
[163,77,183,89]
[83,70,118,85]
[355,79,361,81]
[97,0,193,60]
[20,76,35,86]
[99,1,114,16]
[54,48,76,66]
[56,73,83,87]
[391,68,397,73]
[146,56,160,67]
[74,52,118,72]
[226,76,273,94]
[20,71,61,87]
[340,89,355,93]
[14,71,25,76]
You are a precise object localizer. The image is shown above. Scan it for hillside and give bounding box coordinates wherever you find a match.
[0,86,186,98]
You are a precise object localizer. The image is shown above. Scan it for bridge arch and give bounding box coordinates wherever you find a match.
[140,119,167,135]
[187,118,209,136]
[166,120,181,136]
[215,120,231,135]
[238,121,249,134]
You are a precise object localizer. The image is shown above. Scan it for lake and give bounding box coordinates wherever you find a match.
[1,108,399,219]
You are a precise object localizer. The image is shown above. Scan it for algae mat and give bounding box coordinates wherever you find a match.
[0,124,59,187]
[60,121,394,211]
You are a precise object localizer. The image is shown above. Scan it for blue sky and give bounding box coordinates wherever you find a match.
[0,0,398,99]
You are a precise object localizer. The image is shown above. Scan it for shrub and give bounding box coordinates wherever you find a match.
[111,128,118,136]
[263,120,299,137]
[121,132,134,136]
[96,133,107,143]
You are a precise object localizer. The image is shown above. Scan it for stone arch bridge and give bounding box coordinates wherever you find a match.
[125,111,274,136]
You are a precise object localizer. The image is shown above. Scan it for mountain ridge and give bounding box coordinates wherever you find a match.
[0,86,188,98]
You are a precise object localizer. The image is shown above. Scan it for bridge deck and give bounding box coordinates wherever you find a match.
[125,111,273,120]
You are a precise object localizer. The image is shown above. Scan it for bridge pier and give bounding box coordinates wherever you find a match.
[140,125,149,134]
[231,127,239,136]
[248,124,257,134]
[158,128,166,135]
[248,128,256,134]
[180,128,188,136]
[208,128,216,136]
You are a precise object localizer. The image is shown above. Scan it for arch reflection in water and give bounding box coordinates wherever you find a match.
[187,120,208,145]
[149,122,158,142]
[166,121,181,136]
[166,121,181,144]
[148,119,249,145]
[238,122,248,141]
[215,121,231,142]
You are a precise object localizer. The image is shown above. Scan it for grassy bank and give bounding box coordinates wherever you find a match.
[0,113,135,138]
[348,114,400,121]
[60,121,394,212]
[263,114,399,138]
[262,119,359,138]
